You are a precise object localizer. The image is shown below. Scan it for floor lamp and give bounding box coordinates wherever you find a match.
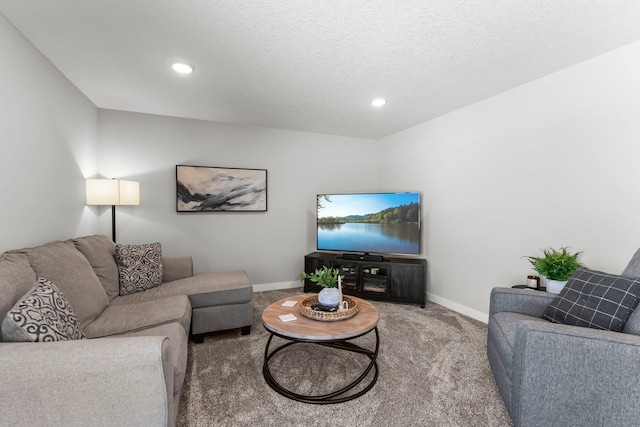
[86,179,140,243]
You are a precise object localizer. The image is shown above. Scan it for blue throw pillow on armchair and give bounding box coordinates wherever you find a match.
[544,268,640,332]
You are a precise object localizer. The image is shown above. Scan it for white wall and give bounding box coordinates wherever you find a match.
[379,40,640,321]
[96,109,378,287]
[6,7,640,321]
[0,14,98,252]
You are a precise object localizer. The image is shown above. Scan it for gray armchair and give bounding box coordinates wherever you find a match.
[487,249,640,426]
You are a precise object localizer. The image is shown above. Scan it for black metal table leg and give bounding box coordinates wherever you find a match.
[262,327,379,404]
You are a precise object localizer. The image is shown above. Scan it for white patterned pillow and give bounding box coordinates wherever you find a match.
[115,242,164,296]
[1,277,86,342]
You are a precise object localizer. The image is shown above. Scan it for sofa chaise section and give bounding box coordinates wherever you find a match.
[73,235,254,341]
[112,270,254,341]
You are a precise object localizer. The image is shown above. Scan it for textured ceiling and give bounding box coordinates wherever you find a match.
[2,1,640,139]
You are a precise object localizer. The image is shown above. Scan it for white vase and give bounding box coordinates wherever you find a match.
[318,287,341,307]
[546,279,567,294]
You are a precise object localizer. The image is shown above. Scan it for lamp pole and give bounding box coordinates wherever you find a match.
[112,204,117,243]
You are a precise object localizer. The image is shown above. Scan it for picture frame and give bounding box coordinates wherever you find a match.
[176,165,267,212]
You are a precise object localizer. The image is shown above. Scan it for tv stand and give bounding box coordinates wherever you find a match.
[304,252,427,308]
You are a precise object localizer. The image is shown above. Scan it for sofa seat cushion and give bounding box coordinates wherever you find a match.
[113,322,188,404]
[488,312,547,380]
[544,268,640,332]
[2,277,85,342]
[0,253,37,339]
[84,295,191,338]
[17,241,109,328]
[71,235,120,301]
[111,271,252,308]
[623,306,640,336]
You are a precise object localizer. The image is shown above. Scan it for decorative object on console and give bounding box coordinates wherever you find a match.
[176,165,267,212]
[300,265,344,307]
[2,277,85,342]
[526,275,541,289]
[86,178,140,243]
[115,242,164,296]
[525,247,582,294]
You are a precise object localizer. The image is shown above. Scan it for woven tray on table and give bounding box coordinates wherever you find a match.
[299,295,359,321]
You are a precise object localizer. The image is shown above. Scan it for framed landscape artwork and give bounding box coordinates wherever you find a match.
[176,165,267,212]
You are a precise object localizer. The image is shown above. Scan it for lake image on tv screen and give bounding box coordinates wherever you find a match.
[317,193,420,254]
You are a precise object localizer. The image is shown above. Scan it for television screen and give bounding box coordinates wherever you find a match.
[316,192,421,255]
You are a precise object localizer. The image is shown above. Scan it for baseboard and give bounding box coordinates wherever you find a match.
[252,281,301,293]
[427,292,489,324]
[251,282,489,324]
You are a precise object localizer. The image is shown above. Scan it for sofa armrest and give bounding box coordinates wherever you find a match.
[163,256,194,282]
[489,287,556,318]
[511,320,640,426]
[0,336,172,427]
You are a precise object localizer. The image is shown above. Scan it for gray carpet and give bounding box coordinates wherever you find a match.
[177,288,511,426]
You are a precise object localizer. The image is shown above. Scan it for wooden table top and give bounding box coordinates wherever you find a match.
[262,294,379,341]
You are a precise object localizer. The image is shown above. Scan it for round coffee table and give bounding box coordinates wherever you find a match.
[261,294,380,404]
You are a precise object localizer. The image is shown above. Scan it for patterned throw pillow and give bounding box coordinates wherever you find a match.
[544,268,640,332]
[1,277,86,342]
[115,242,164,296]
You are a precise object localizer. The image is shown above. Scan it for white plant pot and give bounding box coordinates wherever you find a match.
[546,279,568,294]
[318,287,341,307]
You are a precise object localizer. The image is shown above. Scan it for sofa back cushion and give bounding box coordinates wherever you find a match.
[72,235,120,301]
[19,241,109,327]
[622,247,640,279]
[0,253,37,342]
[621,248,640,335]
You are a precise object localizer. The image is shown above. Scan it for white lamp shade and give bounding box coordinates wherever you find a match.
[118,180,140,205]
[86,179,140,206]
[86,179,118,205]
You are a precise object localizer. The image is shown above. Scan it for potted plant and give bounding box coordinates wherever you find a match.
[525,247,582,294]
[301,265,344,307]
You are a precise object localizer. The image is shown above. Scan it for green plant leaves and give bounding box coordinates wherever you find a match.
[525,247,582,281]
[300,265,344,288]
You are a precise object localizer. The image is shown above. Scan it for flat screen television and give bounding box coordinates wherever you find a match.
[316,192,421,256]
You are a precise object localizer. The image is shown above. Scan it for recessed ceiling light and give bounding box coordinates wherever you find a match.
[371,98,387,107]
[171,61,194,74]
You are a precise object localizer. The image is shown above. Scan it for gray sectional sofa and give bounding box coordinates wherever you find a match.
[0,235,253,427]
[488,249,640,426]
